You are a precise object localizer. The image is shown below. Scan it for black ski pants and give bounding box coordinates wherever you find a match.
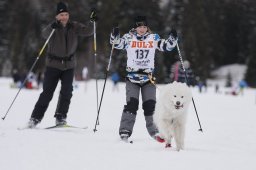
[31,67,74,121]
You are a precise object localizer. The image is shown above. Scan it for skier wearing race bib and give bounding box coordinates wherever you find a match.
[110,16,178,141]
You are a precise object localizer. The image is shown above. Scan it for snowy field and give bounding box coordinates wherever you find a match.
[0,77,256,170]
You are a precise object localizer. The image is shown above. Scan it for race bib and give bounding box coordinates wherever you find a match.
[126,34,157,69]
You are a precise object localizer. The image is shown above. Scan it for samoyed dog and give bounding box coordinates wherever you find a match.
[153,81,192,151]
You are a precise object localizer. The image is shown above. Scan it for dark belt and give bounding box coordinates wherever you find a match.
[48,53,75,61]
[127,69,153,75]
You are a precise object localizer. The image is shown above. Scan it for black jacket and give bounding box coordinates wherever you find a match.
[42,21,93,70]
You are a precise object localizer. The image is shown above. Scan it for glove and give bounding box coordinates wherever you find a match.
[51,20,61,29]
[169,29,178,40]
[90,8,98,22]
[112,23,119,37]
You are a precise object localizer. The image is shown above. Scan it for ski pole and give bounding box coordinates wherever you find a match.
[93,38,116,132]
[2,29,55,120]
[176,42,203,132]
[92,21,100,125]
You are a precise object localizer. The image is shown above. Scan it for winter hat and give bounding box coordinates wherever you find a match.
[56,2,68,15]
[134,16,148,28]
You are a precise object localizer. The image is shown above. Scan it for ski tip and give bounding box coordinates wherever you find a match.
[17,127,32,130]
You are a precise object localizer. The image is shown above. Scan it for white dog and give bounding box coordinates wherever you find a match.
[153,81,192,151]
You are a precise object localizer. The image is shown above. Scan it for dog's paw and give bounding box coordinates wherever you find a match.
[165,143,171,148]
[176,145,184,151]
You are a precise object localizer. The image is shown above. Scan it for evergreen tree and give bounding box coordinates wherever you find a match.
[0,0,256,84]
[245,54,256,87]
[182,0,214,80]
[244,0,256,87]
[0,0,10,76]
[161,0,184,83]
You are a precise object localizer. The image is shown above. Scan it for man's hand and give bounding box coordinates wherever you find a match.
[90,8,98,22]
[51,20,61,29]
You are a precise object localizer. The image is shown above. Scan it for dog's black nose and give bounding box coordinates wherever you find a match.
[176,101,180,105]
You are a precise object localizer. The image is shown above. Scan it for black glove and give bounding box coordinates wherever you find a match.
[90,8,98,22]
[112,23,119,37]
[51,20,61,29]
[169,29,178,40]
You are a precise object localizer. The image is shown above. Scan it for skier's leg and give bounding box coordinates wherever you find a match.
[31,67,61,122]
[54,68,74,122]
[119,80,140,138]
[141,83,158,137]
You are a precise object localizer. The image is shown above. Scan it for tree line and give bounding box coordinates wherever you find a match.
[0,0,255,86]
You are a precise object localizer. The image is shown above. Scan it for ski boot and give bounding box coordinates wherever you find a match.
[55,118,67,126]
[27,118,40,128]
[153,133,165,143]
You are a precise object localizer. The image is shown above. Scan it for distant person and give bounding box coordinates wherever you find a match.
[82,66,89,81]
[215,84,220,94]
[224,83,239,96]
[231,85,239,96]
[27,2,96,128]
[20,69,27,86]
[170,61,180,82]
[11,69,21,88]
[12,69,20,83]
[170,60,194,86]
[82,66,89,90]
[37,71,43,89]
[203,79,208,92]
[111,72,120,91]
[26,72,37,89]
[197,80,204,93]
[238,80,247,95]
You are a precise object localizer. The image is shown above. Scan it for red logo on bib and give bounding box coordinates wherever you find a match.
[131,41,153,48]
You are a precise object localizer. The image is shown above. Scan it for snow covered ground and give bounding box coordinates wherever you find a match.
[0,77,256,170]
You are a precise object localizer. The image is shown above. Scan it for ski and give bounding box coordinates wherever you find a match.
[18,124,88,130]
[17,126,38,130]
[45,124,88,130]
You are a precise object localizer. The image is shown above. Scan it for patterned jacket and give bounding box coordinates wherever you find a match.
[110,29,177,83]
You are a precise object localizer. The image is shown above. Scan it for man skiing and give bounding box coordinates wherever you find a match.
[110,16,178,141]
[27,2,97,128]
